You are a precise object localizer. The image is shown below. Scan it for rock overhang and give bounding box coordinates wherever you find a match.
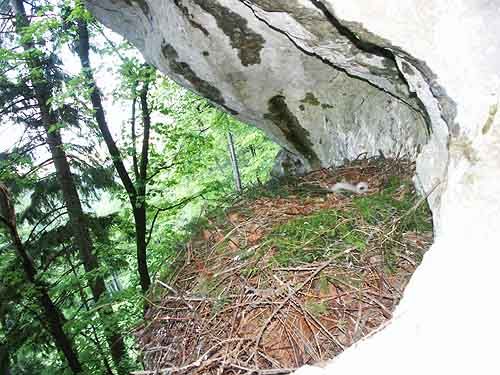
[85,0,454,215]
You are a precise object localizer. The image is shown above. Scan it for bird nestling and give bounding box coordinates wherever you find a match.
[328,181,369,194]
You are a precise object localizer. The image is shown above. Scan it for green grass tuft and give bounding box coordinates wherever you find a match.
[353,176,433,232]
[263,176,432,268]
[268,209,366,266]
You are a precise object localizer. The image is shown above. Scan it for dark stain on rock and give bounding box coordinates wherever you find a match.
[367,64,392,77]
[300,92,321,106]
[300,93,333,110]
[161,41,224,105]
[173,0,210,36]
[192,0,265,66]
[223,106,239,116]
[429,81,457,129]
[380,56,399,70]
[401,61,415,76]
[122,0,151,19]
[264,95,320,166]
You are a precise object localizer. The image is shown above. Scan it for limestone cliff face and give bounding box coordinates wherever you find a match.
[85,0,429,174]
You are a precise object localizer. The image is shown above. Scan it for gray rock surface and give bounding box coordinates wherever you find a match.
[86,0,429,173]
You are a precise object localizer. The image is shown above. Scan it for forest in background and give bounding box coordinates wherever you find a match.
[0,1,279,373]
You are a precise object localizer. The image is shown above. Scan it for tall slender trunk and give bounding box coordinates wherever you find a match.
[0,344,11,375]
[43,128,103,296]
[136,80,152,292]
[227,132,242,193]
[43,118,127,370]
[76,17,151,293]
[0,186,82,374]
[10,0,127,370]
[133,206,149,292]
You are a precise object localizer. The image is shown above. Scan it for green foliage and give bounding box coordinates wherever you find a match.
[152,78,279,191]
[353,176,433,232]
[260,177,432,268]
[268,210,365,266]
[304,300,328,317]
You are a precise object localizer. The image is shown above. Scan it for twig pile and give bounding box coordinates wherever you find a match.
[135,157,433,375]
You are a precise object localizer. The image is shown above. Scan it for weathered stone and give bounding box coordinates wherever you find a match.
[270,149,308,178]
[85,0,428,176]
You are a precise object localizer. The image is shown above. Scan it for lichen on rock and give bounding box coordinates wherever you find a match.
[264,95,320,168]
[161,42,225,106]
[192,0,266,66]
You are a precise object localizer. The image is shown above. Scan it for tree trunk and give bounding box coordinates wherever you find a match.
[43,129,103,296]
[10,1,127,370]
[0,186,82,373]
[76,17,151,293]
[136,80,152,293]
[227,131,242,193]
[43,116,128,371]
[133,206,150,292]
[76,19,136,200]
[0,344,11,375]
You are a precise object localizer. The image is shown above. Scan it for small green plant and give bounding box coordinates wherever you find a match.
[240,266,260,278]
[211,295,230,316]
[354,176,433,232]
[305,300,328,317]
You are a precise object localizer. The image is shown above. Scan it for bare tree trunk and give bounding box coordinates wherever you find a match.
[227,132,242,193]
[0,344,10,375]
[133,205,150,292]
[0,185,83,374]
[76,17,152,293]
[136,80,152,292]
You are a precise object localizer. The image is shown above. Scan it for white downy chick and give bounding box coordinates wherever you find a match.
[329,181,369,194]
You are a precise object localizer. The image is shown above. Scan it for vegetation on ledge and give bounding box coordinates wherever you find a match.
[136,158,433,375]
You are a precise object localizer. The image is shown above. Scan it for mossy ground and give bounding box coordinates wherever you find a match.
[138,157,433,374]
[268,209,365,266]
